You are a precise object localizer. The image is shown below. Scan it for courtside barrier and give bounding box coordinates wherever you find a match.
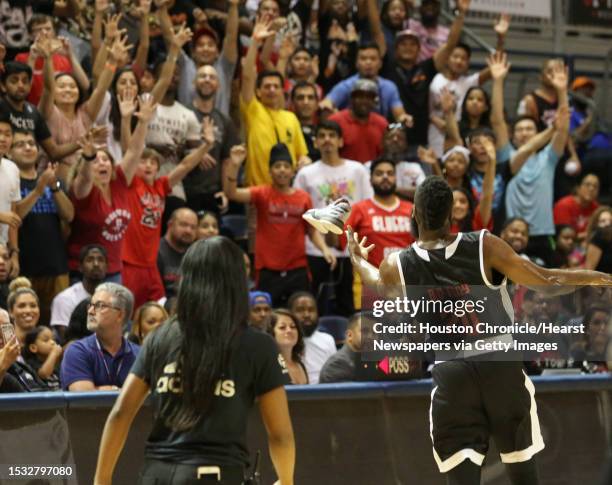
[0,375,610,484]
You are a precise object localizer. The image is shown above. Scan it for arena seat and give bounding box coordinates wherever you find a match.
[318,315,349,348]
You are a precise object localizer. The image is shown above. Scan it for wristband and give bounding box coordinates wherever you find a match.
[105,62,117,73]
[82,152,97,162]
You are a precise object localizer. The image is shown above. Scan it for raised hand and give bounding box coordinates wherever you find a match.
[104,13,123,42]
[107,34,133,64]
[346,226,375,265]
[457,0,471,14]
[346,22,358,42]
[95,0,110,14]
[252,16,276,43]
[494,13,511,36]
[78,130,98,158]
[0,337,21,372]
[439,87,456,114]
[118,87,138,118]
[487,50,510,80]
[172,23,193,49]
[270,16,288,33]
[229,144,247,166]
[279,34,296,59]
[134,93,158,122]
[417,146,438,166]
[480,136,496,163]
[91,125,109,145]
[135,0,152,18]
[548,60,568,92]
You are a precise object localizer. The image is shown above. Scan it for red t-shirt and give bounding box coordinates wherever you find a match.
[68,167,132,274]
[553,195,598,235]
[450,204,493,234]
[340,198,415,267]
[122,175,171,267]
[15,52,72,106]
[328,110,388,163]
[250,185,313,271]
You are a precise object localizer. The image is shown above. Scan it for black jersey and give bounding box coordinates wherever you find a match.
[396,230,514,356]
[131,321,289,467]
[530,91,558,131]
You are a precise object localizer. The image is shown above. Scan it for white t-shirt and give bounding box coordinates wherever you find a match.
[293,159,374,257]
[95,91,123,163]
[0,158,21,245]
[395,161,427,195]
[427,72,480,157]
[304,329,337,384]
[50,282,91,328]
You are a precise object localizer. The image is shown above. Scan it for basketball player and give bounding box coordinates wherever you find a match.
[94,237,294,485]
[306,176,611,485]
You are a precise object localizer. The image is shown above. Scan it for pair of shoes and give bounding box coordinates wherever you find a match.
[302,198,351,235]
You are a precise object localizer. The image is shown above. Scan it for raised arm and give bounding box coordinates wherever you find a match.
[92,12,122,82]
[417,146,443,176]
[433,0,469,72]
[223,144,252,204]
[60,36,91,93]
[132,0,152,74]
[440,87,463,149]
[241,17,275,104]
[91,0,110,64]
[222,0,240,64]
[549,62,570,156]
[478,138,496,228]
[119,94,157,185]
[37,37,57,121]
[487,50,510,148]
[365,0,386,57]
[167,118,216,187]
[150,24,193,104]
[72,131,98,200]
[509,125,553,175]
[86,35,132,121]
[94,374,150,485]
[493,13,510,53]
[485,232,612,291]
[117,86,138,152]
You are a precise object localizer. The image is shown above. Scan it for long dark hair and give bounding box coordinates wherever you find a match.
[161,236,249,430]
[452,187,476,232]
[268,309,305,364]
[459,87,491,142]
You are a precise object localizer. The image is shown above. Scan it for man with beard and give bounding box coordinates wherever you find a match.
[225,143,335,308]
[329,79,388,163]
[288,291,336,384]
[339,158,414,268]
[50,245,108,342]
[291,81,320,162]
[177,0,240,117]
[60,283,139,391]
[186,64,239,214]
[157,208,198,300]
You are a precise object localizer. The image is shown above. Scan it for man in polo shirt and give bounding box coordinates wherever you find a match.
[60,283,138,391]
[329,79,388,163]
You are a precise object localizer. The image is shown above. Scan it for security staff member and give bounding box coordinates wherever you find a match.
[94,237,295,485]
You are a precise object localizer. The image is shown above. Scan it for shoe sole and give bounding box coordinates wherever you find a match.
[302,213,344,235]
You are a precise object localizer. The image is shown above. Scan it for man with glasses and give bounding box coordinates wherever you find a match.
[60,283,139,391]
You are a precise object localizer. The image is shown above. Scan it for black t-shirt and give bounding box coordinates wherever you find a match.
[24,355,61,391]
[0,99,51,142]
[131,321,289,466]
[157,238,185,299]
[591,228,612,274]
[184,107,240,196]
[382,58,438,146]
[19,178,69,276]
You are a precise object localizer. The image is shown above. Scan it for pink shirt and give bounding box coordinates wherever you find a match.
[407,19,450,62]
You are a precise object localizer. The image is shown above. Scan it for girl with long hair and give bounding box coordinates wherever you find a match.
[128,302,168,345]
[95,237,295,485]
[268,309,308,385]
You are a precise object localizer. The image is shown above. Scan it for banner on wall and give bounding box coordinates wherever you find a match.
[460,0,552,19]
[567,0,612,26]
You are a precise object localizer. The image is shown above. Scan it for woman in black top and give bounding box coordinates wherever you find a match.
[95,237,295,485]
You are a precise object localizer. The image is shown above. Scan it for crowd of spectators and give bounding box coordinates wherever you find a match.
[0,0,610,392]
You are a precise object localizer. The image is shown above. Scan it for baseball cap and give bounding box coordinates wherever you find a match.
[249,291,272,307]
[571,76,595,91]
[193,26,220,47]
[351,78,378,96]
[395,29,420,44]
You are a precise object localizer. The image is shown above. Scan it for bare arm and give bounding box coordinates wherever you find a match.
[62,37,91,93]
[258,386,294,485]
[150,24,193,104]
[222,0,240,64]
[509,126,553,175]
[40,137,80,162]
[38,38,56,121]
[478,139,496,228]
[167,117,215,187]
[94,374,150,485]
[132,0,151,74]
[241,18,275,104]
[119,95,157,185]
[549,62,570,156]
[433,0,469,72]
[584,243,602,271]
[485,233,611,292]
[223,144,251,204]
[439,87,462,148]
[365,0,386,57]
[487,51,510,148]
[37,346,62,380]
[308,227,337,269]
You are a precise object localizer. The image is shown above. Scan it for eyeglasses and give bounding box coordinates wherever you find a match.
[87,301,121,313]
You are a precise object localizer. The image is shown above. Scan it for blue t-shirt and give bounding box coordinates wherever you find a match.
[326,74,403,119]
[60,334,140,390]
[505,143,560,236]
[570,109,612,151]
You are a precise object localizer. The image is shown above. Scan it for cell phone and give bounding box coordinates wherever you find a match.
[0,322,15,349]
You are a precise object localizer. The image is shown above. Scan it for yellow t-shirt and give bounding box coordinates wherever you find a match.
[240,96,308,186]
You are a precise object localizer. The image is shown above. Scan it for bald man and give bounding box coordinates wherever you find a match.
[157,208,198,299]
